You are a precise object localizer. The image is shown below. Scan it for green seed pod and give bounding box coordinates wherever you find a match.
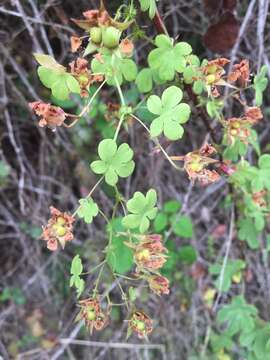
[52,224,67,237]
[136,320,145,331]
[102,27,121,49]
[87,309,96,321]
[90,27,102,44]
[56,217,66,225]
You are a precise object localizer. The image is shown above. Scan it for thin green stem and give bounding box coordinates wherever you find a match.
[79,80,106,117]
[131,114,183,171]
[93,263,105,295]
[99,208,110,225]
[113,76,127,141]
[115,76,126,106]
[113,113,125,141]
[81,259,107,276]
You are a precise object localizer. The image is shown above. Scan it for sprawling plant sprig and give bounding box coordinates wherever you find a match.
[29,0,270,350]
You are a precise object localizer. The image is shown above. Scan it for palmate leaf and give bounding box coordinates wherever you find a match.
[251,326,270,360]
[135,68,153,93]
[148,34,192,81]
[106,218,133,274]
[91,52,137,86]
[122,189,158,233]
[173,215,193,238]
[70,255,85,297]
[147,86,191,140]
[217,296,258,336]
[139,0,157,19]
[209,259,246,292]
[90,139,135,186]
[35,54,80,100]
[251,154,270,191]
[77,198,99,224]
[238,217,260,249]
[253,65,268,106]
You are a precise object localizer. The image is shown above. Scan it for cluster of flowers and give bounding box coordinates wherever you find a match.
[200,58,249,97]
[224,106,263,145]
[41,207,168,337]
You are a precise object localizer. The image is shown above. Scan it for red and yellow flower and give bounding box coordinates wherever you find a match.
[128,311,153,338]
[148,275,170,295]
[42,207,74,251]
[29,102,66,130]
[77,297,109,334]
[133,234,168,272]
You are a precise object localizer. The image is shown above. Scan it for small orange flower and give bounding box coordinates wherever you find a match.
[72,8,110,30]
[128,311,153,338]
[148,275,170,295]
[70,36,82,52]
[83,10,100,22]
[70,58,92,97]
[42,207,74,251]
[119,39,134,56]
[133,235,168,271]
[225,117,252,145]
[77,297,109,334]
[183,144,220,185]
[29,102,66,130]
[69,58,104,97]
[228,59,249,87]
[252,190,267,208]
[245,106,263,124]
[201,58,230,97]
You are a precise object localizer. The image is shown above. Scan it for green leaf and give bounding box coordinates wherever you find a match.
[106,218,133,274]
[65,74,81,94]
[122,189,158,233]
[136,68,153,93]
[153,212,168,232]
[238,218,260,249]
[161,86,183,108]
[77,198,99,224]
[147,95,162,115]
[147,86,191,140]
[217,296,258,336]
[120,59,138,81]
[251,154,270,191]
[37,66,61,88]
[210,331,233,352]
[193,80,204,94]
[252,326,270,360]
[164,200,181,213]
[70,255,85,297]
[253,65,268,106]
[209,259,246,292]
[173,216,193,238]
[90,139,135,186]
[178,245,197,264]
[34,53,65,72]
[71,254,83,276]
[139,0,157,19]
[148,35,193,81]
[51,79,69,100]
[206,100,219,118]
[91,53,136,86]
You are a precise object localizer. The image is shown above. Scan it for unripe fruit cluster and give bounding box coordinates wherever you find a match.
[90,26,122,49]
